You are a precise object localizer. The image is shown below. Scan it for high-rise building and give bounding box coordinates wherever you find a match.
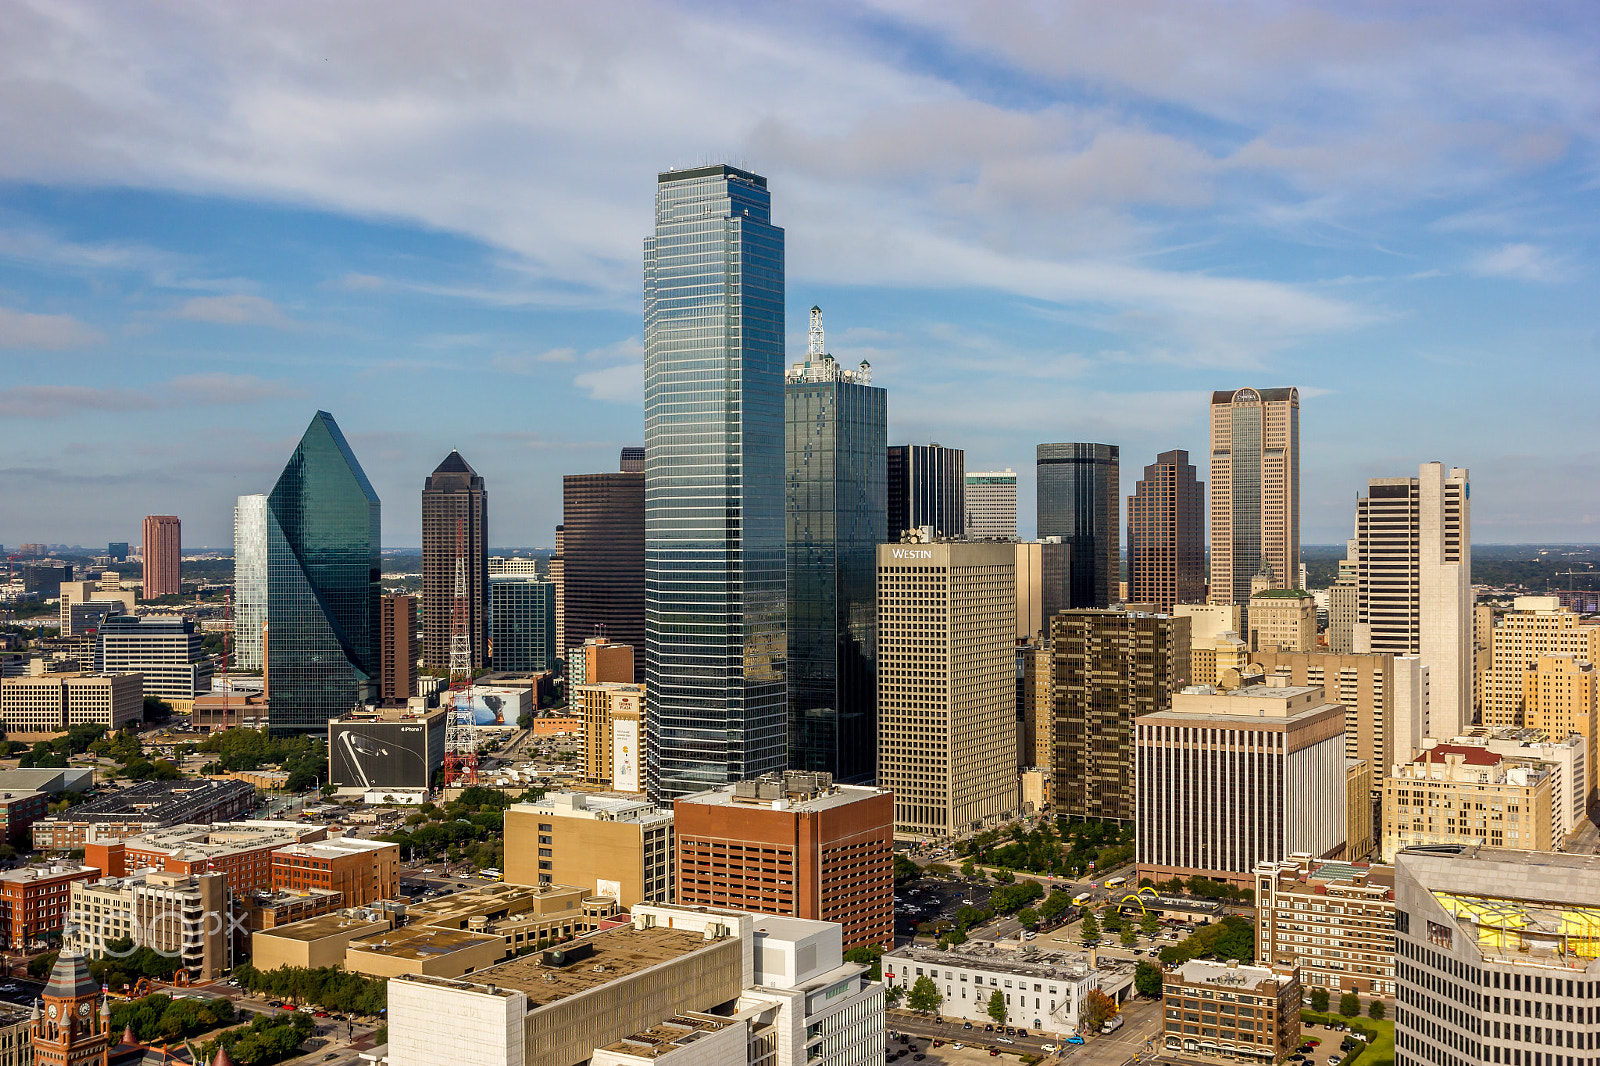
[1352,462,1472,739]
[233,494,267,671]
[1254,857,1396,999]
[1036,443,1118,608]
[1208,388,1300,606]
[141,515,181,598]
[57,581,135,635]
[1479,597,1599,751]
[674,771,893,951]
[1050,609,1190,825]
[549,524,564,662]
[1017,638,1053,769]
[887,444,965,540]
[568,636,635,687]
[1328,539,1358,654]
[576,681,645,791]
[422,451,488,670]
[1380,743,1556,861]
[644,164,786,799]
[504,792,674,906]
[1247,588,1317,652]
[265,411,381,733]
[1013,540,1069,642]
[785,310,886,784]
[106,543,129,562]
[489,574,557,672]
[97,614,210,701]
[1126,449,1204,611]
[562,449,645,683]
[876,538,1016,838]
[379,593,419,702]
[965,469,1018,538]
[1173,603,1242,687]
[1136,683,1346,888]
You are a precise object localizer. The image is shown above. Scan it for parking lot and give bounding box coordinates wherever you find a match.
[895,877,993,940]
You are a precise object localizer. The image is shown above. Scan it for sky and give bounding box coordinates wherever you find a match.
[1,0,1597,550]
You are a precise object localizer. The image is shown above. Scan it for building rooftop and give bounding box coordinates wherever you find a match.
[275,837,397,861]
[1412,745,1501,767]
[123,821,317,858]
[349,925,499,960]
[678,772,888,814]
[254,912,391,944]
[514,793,671,824]
[885,942,1101,981]
[0,862,97,885]
[40,778,254,824]
[1250,588,1315,600]
[598,1014,737,1060]
[403,882,587,926]
[329,706,446,725]
[1173,959,1287,990]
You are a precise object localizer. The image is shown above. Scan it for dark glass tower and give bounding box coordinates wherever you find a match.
[886,443,964,539]
[1036,442,1119,608]
[266,411,381,732]
[422,451,489,670]
[562,449,645,683]
[643,164,786,799]
[785,308,887,784]
[1127,449,1205,611]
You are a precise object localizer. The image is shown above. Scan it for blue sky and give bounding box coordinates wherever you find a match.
[1,0,1596,549]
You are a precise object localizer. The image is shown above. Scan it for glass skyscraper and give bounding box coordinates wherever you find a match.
[266,411,382,732]
[233,493,267,670]
[785,307,886,783]
[490,574,557,672]
[1036,442,1119,608]
[643,164,786,799]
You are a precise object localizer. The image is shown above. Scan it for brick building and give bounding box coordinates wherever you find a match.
[0,862,100,949]
[271,838,399,907]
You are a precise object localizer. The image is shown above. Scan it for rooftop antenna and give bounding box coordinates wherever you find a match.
[808,305,824,360]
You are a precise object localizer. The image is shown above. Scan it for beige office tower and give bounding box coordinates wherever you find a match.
[1328,541,1358,654]
[1173,603,1241,686]
[1247,589,1316,652]
[877,539,1016,838]
[1352,462,1471,740]
[576,681,646,792]
[1472,603,1494,718]
[1017,638,1052,769]
[1208,387,1299,606]
[965,470,1018,538]
[1013,539,1068,641]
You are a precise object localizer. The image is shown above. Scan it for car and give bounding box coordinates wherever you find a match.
[996,1038,1014,1045]
[899,1036,910,1044]
[1017,1030,1029,1038]
[1005,1027,1015,1036]
[963,1023,973,1031]
[1328,1059,1341,1065]
[1040,1045,1059,1054]
[951,1045,964,1051]
[985,1025,994,1032]
[268,1001,283,1008]
[913,1056,925,1061]
[1064,1036,1085,1045]
[422,868,437,874]
[324,1056,338,1062]
[988,1051,999,1057]
[932,1042,943,1048]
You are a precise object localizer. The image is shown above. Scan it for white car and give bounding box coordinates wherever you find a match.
[1040,1045,1059,1054]
[995,1038,1015,1045]
[951,1044,964,1051]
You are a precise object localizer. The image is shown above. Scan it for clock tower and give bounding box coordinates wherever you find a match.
[31,950,110,1066]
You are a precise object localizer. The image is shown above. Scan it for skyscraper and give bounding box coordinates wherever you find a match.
[1208,387,1300,605]
[141,515,181,598]
[886,444,964,539]
[233,495,267,671]
[1126,449,1204,611]
[785,306,886,783]
[422,451,488,670]
[1352,462,1472,738]
[265,411,381,732]
[644,164,786,799]
[562,449,645,683]
[1036,443,1118,608]
[965,470,1018,538]
[379,593,419,702]
[489,574,557,672]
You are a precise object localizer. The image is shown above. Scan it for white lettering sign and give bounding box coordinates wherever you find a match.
[891,548,933,559]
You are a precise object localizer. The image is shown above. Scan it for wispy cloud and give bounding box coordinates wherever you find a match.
[0,374,302,419]
[0,306,103,350]
[1469,243,1566,282]
[171,294,295,328]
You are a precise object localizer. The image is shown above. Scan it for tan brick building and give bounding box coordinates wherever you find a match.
[1380,745,1553,861]
[576,681,645,792]
[1247,588,1316,653]
[504,793,672,906]
[270,837,399,907]
[1254,857,1395,998]
[1161,959,1300,1061]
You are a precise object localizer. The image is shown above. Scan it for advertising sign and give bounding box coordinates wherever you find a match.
[612,716,639,793]
[330,722,431,789]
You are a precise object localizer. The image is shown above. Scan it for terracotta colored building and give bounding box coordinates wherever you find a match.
[0,862,101,950]
[271,838,399,907]
[86,821,326,894]
[380,593,420,702]
[674,770,893,951]
[141,516,181,598]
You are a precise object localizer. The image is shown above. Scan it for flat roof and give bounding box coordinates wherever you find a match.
[349,926,498,960]
[276,838,397,860]
[677,783,887,814]
[1175,959,1284,989]
[599,1014,736,1060]
[886,943,1099,981]
[255,913,390,944]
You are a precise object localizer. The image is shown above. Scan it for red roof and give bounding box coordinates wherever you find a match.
[1413,745,1501,766]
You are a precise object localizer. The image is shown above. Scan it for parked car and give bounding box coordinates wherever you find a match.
[951,1045,964,1051]
[1017,1030,1029,1038]
[962,1023,973,1031]
[996,1038,1015,1045]
[1040,1045,1059,1054]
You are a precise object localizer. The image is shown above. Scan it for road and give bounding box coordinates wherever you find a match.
[888,994,1166,1066]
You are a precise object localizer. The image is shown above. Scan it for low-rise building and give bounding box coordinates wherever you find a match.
[504,793,673,906]
[65,869,230,979]
[250,911,394,971]
[0,792,48,849]
[0,1002,30,1066]
[0,673,143,733]
[270,837,399,907]
[880,943,1122,1035]
[85,821,325,894]
[1254,857,1396,999]
[1380,744,1554,861]
[0,862,101,950]
[1159,960,1300,1062]
[327,707,448,791]
[240,886,345,932]
[1246,589,1316,653]
[31,779,257,851]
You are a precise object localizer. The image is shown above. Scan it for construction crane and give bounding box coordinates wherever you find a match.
[440,517,478,789]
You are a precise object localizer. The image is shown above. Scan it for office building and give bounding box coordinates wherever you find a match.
[1051,609,1190,825]
[1014,540,1069,642]
[1136,684,1346,888]
[1173,604,1242,687]
[1017,638,1053,770]
[1159,960,1300,1062]
[327,706,449,790]
[271,837,399,907]
[1127,450,1205,611]
[1036,443,1118,609]
[786,314,886,783]
[1352,462,1473,740]
[96,614,209,701]
[886,443,964,539]
[489,557,541,577]
[568,637,635,687]
[550,525,564,661]
[0,673,142,733]
[1347,759,1375,860]
[965,469,1018,538]
[504,792,673,906]
[379,593,419,702]
[1253,857,1396,998]
[106,542,128,562]
[563,451,645,683]
[56,581,135,636]
[423,451,489,671]
[30,779,256,851]
[490,575,557,672]
[674,771,893,951]
[140,515,180,598]
[1380,744,1554,861]
[1440,728,1588,842]
[1479,597,1599,791]
[1390,847,1600,1066]
[1247,588,1317,653]
[1329,541,1358,655]
[881,944,1114,1035]
[1208,387,1300,606]
[1525,656,1597,789]
[264,411,381,732]
[233,493,268,670]
[644,165,786,800]
[85,821,323,895]
[576,681,645,791]
[66,869,230,978]
[877,538,1016,838]
[0,862,100,949]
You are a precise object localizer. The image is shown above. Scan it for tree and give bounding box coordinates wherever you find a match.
[894,853,921,882]
[1134,961,1162,998]
[1309,988,1330,1013]
[843,944,883,981]
[1079,910,1099,945]
[907,975,942,1016]
[1140,911,1160,937]
[1368,999,1386,1020]
[885,985,904,1008]
[960,861,976,878]
[1016,906,1039,930]
[986,989,1007,1025]
[1339,991,1361,1018]
[1101,907,1124,933]
[1081,989,1117,1032]
[1120,926,1137,947]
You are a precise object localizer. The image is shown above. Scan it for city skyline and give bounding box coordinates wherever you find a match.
[0,5,1594,549]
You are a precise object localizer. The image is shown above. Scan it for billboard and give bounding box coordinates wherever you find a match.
[447,685,532,726]
[612,716,639,793]
[329,720,436,789]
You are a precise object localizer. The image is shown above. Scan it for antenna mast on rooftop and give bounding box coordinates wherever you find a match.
[808,305,824,359]
[441,517,478,789]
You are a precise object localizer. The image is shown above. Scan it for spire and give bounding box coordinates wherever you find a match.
[212,1043,235,1066]
[808,305,824,359]
[122,1025,139,1046]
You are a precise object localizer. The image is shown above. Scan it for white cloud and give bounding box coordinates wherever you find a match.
[1468,243,1565,282]
[171,294,295,327]
[0,374,301,418]
[0,306,103,349]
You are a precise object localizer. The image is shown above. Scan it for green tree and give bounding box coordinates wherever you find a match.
[1079,910,1099,945]
[1338,991,1361,1018]
[1134,960,1162,998]
[885,985,904,1008]
[843,944,883,981]
[1309,987,1330,1013]
[1120,926,1137,947]
[907,975,942,1016]
[1016,906,1039,930]
[1101,906,1123,933]
[1140,911,1160,937]
[894,853,921,882]
[986,989,1007,1025]
[1368,999,1386,1020]
[960,861,976,878]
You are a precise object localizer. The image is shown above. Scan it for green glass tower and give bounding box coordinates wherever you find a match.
[266,411,382,732]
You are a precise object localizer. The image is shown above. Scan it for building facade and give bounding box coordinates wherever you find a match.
[140,516,181,598]
[576,681,645,792]
[271,837,399,907]
[65,870,230,978]
[489,575,557,672]
[881,944,1107,1035]
[504,793,673,906]
[422,451,489,671]
[1014,541,1070,642]
[886,443,964,540]
[1380,745,1553,861]
[562,452,646,682]
[97,614,208,701]
[1127,450,1205,612]
[31,952,109,1066]
[1036,443,1118,609]
[1247,589,1317,653]
[379,593,419,702]
[644,165,787,800]
[1479,596,1598,793]
[1254,857,1396,998]
[0,673,142,733]
[233,493,268,670]
[1208,387,1300,606]
[965,470,1018,539]
[0,863,100,950]
[1159,960,1300,1062]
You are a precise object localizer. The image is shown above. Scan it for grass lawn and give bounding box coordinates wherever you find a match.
[1300,1011,1394,1066]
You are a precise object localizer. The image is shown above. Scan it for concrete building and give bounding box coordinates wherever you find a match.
[568,637,635,687]
[1158,960,1300,1062]
[1208,387,1300,607]
[881,943,1121,1036]
[1328,541,1358,655]
[1352,462,1473,740]
[876,538,1016,839]
[379,593,419,702]
[1347,760,1375,860]
[674,771,893,951]
[234,493,268,671]
[504,793,673,906]
[0,673,142,733]
[1174,604,1242,687]
[56,582,135,636]
[66,869,230,978]
[1013,541,1069,642]
[140,516,180,598]
[1126,450,1205,612]
[1136,684,1346,888]
[489,575,557,672]
[271,837,399,907]
[32,778,256,851]
[1036,443,1118,609]
[1380,745,1553,862]
[965,470,1018,539]
[1017,638,1053,770]
[0,862,101,949]
[887,443,965,540]
[422,451,489,671]
[1420,728,1587,844]
[328,706,448,791]
[96,614,209,701]
[1390,847,1600,1066]
[1254,857,1395,998]
[85,821,322,895]
[1050,609,1189,825]
[1246,589,1316,653]
[575,682,645,792]
[563,451,645,682]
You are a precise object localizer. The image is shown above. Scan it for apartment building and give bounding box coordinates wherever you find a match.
[504,792,673,906]
[65,869,230,978]
[576,681,645,792]
[0,862,100,949]
[86,821,325,894]
[1380,745,1553,862]
[1160,960,1300,1062]
[1254,857,1396,998]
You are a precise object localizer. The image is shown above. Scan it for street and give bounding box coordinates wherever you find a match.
[887,994,1165,1066]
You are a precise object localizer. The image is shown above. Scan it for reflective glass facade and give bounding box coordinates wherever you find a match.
[886,444,964,539]
[643,165,787,799]
[1036,443,1119,608]
[490,575,556,672]
[786,366,886,783]
[266,411,381,732]
[233,494,267,670]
